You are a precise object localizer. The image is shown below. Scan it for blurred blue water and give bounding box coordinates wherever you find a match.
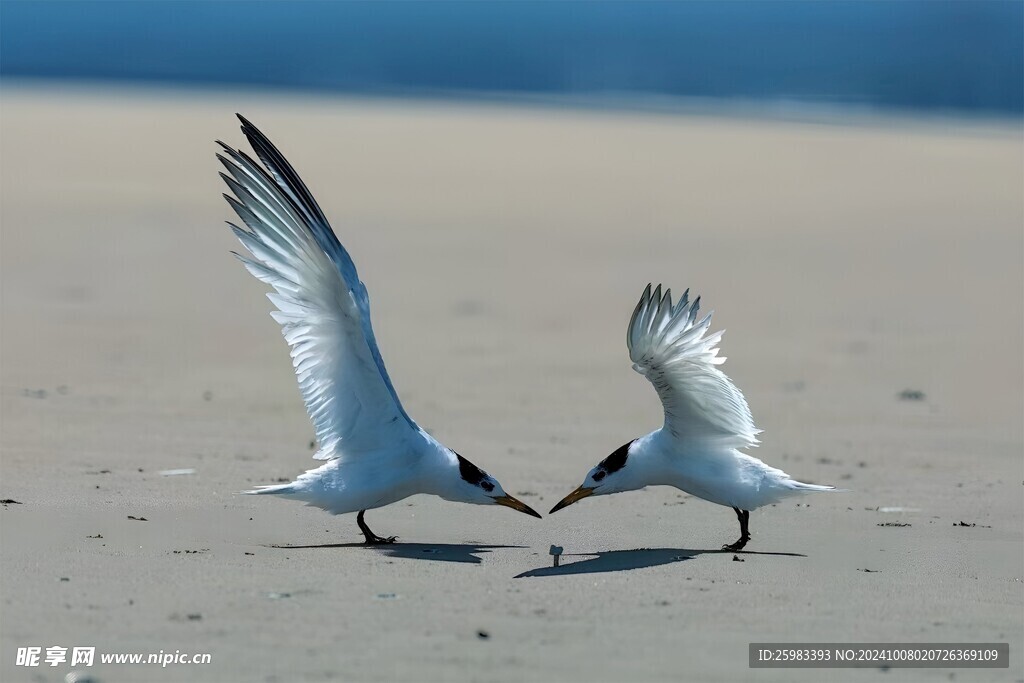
[1,1,1021,116]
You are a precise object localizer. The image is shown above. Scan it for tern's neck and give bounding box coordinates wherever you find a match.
[415,432,464,500]
[612,433,670,491]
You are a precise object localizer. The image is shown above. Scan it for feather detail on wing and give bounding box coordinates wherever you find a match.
[217,115,417,459]
[627,284,761,450]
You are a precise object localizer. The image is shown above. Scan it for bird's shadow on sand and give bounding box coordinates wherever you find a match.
[514,547,806,578]
[266,542,523,564]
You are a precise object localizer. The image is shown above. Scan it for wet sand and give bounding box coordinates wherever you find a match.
[1,86,1021,682]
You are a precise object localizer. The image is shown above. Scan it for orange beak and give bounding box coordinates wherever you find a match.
[549,486,596,514]
[492,494,542,519]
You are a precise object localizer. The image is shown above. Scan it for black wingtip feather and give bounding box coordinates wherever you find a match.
[690,296,702,324]
[232,116,343,255]
[225,220,251,236]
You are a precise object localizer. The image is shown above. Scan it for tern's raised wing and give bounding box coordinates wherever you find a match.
[218,115,417,458]
[627,284,761,450]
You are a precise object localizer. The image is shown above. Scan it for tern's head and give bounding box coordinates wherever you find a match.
[447,453,541,518]
[550,440,637,514]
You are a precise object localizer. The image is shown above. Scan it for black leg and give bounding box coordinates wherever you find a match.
[722,507,751,551]
[356,509,396,545]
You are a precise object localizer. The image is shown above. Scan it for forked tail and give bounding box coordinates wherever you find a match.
[242,483,298,495]
[789,480,844,493]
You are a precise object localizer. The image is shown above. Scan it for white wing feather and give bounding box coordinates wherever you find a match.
[627,284,761,450]
[218,116,417,459]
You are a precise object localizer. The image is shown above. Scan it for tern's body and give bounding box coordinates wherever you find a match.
[610,431,828,512]
[263,435,469,515]
[551,285,835,550]
[216,115,538,543]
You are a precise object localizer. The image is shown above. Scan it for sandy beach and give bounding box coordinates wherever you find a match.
[1,86,1021,682]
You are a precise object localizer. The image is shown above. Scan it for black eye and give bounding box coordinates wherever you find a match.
[480,481,495,492]
[592,471,606,482]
